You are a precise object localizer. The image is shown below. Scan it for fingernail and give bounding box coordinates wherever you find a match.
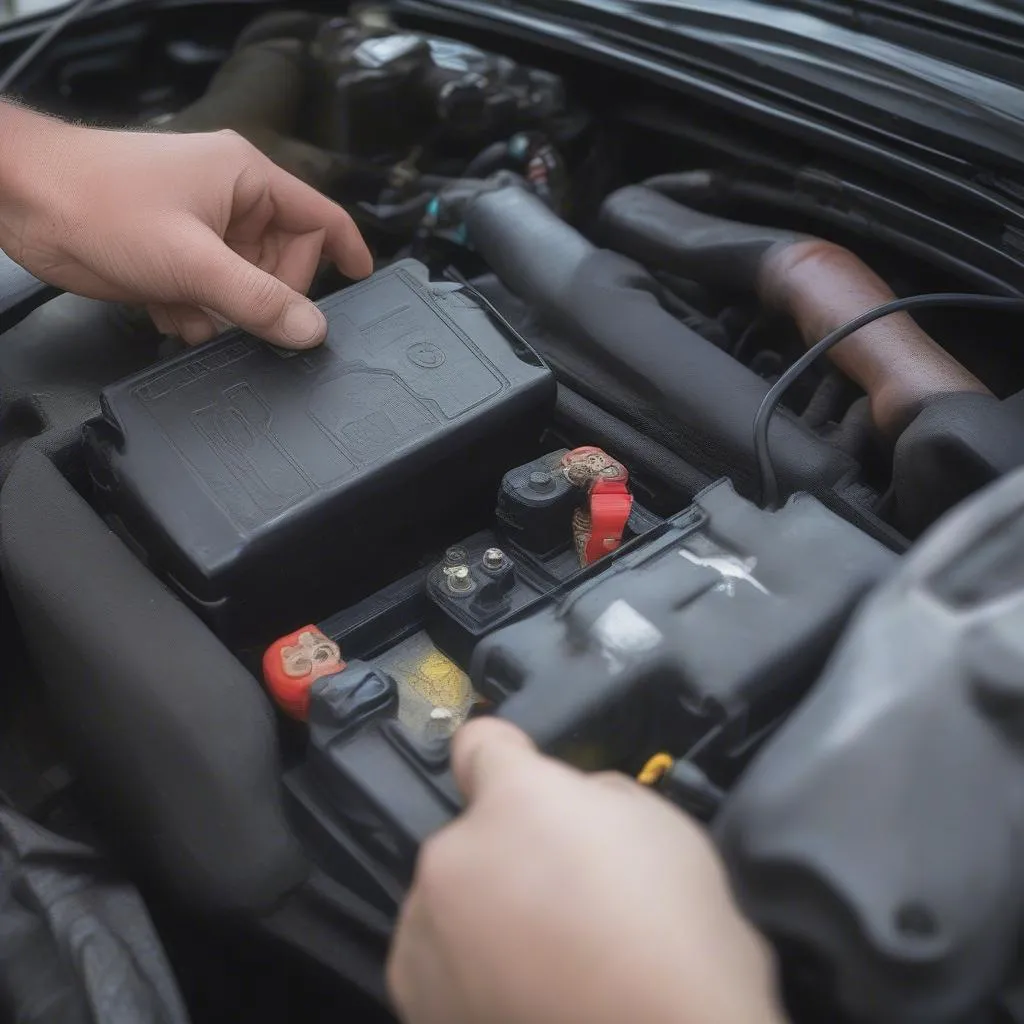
[283,303,327,347]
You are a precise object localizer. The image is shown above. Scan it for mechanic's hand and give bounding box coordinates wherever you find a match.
[0,105,372,347]
[388,719,787,1024]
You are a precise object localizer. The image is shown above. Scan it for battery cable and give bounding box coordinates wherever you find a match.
[755,293,1024,510]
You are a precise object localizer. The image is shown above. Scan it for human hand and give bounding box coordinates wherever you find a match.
[387,719,787,1024]
[0,105,372,348]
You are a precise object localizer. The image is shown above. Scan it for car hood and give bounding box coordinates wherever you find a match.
[484,0,1024,169]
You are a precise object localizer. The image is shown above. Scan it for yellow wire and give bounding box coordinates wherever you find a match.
[637,752,674,787]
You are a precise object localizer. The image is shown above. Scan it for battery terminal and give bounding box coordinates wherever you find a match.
[562,446,634,567]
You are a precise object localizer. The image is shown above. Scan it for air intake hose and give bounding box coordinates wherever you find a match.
[599,184,991,437]
[160,38,348,192]
[462,186,859,502]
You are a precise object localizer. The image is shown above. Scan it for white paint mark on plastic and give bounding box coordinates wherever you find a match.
[591,599,663,674]
[678,547,770,597]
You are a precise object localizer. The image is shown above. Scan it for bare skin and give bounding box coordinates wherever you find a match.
[389,718,788,1024]
[0,102,373,348]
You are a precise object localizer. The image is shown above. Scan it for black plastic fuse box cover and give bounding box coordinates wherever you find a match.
[84,260,554,642]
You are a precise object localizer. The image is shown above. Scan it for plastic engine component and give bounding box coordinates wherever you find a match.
[461,185,864,510]
[472,479,894,763]
[716,467,1024,1024]
[83,260,554,643]
[282,479,895,908]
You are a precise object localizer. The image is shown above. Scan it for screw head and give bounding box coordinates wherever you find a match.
[483,547,506,571]
[426,706,457,740]
[529,471,553,491]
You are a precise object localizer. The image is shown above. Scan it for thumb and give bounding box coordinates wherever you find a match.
[190,233,328,349]
[451,718,538,805]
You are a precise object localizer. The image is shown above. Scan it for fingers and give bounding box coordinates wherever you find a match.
[152,229,325,347]
[169,305,220,345]
[270,227,327,296]
[451,718,539,804]
[591,770,642,795]
[148,303,221,345]
[147,304,176,336]
[266,163,373,279]
[387,901,454,1024]
[187,226,328,348]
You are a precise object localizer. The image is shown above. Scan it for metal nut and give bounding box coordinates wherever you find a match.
[444,545,469,567]
[444,565,473,593]
[483,548,506,571]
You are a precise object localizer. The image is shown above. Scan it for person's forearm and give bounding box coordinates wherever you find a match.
[0,102,84,266]
[0,101,56,197]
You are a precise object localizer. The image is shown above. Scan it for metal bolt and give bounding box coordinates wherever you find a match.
[444,545,469,566]
[445,565,473,593]
[529,470,553,491]
[483,547,506,571]
[426,706,457,740]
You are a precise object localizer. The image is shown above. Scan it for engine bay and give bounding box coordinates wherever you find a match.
[4,3,1024,1023]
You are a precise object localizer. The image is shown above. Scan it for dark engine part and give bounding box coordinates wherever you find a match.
[598,183,992,438]
[281,472,894,907]
[157,34,348,192]
[459,183,880,519]
[472,479,894,761]
[155,9,570,199]
[716,467,1024,1024]
[83,260,554,645]
[0,450,309,916]
[308,13,566,160]
[0,251,55,336]
[894,389,1024,535]
[0,807,189,1024]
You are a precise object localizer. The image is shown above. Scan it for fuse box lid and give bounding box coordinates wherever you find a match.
[85,260,553,637]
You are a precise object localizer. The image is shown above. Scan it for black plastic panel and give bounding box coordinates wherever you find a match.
[85,260,555,643]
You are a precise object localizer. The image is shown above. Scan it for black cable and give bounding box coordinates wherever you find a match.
[755,292,1024,509]
[0,0,102,95]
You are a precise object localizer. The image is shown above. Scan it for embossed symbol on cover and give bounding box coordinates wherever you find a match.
[192,382,312,521]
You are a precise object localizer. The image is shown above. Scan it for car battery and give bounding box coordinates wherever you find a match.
[263,447,663,724]
[84,260,554,644]
[279,477,897,911]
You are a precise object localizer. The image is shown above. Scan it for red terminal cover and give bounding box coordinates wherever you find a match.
[562,447,634,566]
[585,474,634,563]
[263,626,346,720]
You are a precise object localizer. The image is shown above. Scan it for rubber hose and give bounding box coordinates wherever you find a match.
[465,141,513,180]
[233,10,324,52]
[463,186,858,499]
[160,40,348,191]
[643,170,1020,298]
[464,187,593,302]
[599,184,992,437]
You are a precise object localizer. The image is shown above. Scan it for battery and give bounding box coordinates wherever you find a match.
[84,260,554,643]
